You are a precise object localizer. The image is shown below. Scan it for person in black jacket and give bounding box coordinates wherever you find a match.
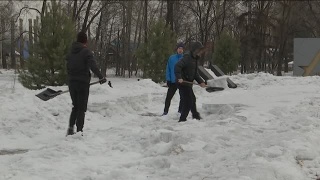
[174,41,206,122]
[66,32,106,136]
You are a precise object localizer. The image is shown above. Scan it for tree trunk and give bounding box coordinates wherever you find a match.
[247,1,253,73]
[144,0,148,43]
[136,2,144,76]
[173,1,181,34]
[143,0,148,78]
[1,17,6,69]
[94,13,103,64]
[159,0,164,18]
[100,1,109,77]
[19,18,24,68]
[10,18,15,69]
[81,0,93,32]
[33,17,39,59]
[199,0,213,65]
[133,1,143,77]
[0,17,2,68]
[116,29,121,76]
[19,18,24,69]
[28,19,33,58]
[121,4,126,77]
[277,1,292,76]
[87,24,92,48]
[166,0,174,31]
[204,0,213,43]
[127,1,132,78]
[41,0,47,19]
[214,0,226,39]
[72,0,77,21]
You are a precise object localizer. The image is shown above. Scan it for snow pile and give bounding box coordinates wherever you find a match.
[2,69,320,179]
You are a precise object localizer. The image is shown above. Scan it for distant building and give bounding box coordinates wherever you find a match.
[294,38,320,76]
[17,39,30,60]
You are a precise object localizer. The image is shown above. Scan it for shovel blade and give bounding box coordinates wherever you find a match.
[205,87,224,92]
[35,88,61,101]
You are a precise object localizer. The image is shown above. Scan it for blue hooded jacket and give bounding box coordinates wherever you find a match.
[165,53,183,83]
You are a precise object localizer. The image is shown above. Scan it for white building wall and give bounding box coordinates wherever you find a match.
[294,38,320,76]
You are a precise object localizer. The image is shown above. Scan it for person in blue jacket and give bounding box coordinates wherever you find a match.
[162,42,184,116]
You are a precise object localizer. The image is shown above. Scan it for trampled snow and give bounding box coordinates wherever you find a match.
[1,69,320,180]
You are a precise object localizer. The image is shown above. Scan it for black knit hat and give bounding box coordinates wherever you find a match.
[176,42,184,49]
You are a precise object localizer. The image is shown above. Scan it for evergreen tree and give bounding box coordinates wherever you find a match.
[19,0,75,89]
[213,32,240,75]
[136,19,176,83]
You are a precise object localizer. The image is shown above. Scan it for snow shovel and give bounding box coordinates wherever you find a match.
[36,80,111,101]
[182,81,224,92]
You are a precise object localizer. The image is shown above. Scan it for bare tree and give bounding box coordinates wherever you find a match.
[81,0,93,32]
[273,1,294,76]
[0,1,15,69]
[9,0,319,76]
[126,1,133,77]
[237,1,276,73]
[1,17,6,68]
[10,17,15,69]
[132,1,144,76]
[166,0,174,30]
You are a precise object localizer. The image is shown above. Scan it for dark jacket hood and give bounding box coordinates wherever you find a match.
[190,41,204,58]
[71,42,85,53]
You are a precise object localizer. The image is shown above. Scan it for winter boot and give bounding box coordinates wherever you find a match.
[192,113,202,120]
[66,127,74,136]
[77,130,83,136]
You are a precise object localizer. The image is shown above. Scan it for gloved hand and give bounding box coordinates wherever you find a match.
[199,82,206,88]
[166,81,171,87]
[177,79,183,83]
[99,77,107,84]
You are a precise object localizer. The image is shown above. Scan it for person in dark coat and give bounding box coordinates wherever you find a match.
[174,41,206,122]
[66,32,106,135]
[163,42,184,116]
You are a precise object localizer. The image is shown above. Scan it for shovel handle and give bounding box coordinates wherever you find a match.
[90,80,100,86]
[52,80,101,96]
[182,81,224,92]
[91,79,113,88]
[182,81,206,87]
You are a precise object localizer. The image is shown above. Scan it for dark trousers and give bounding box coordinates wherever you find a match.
[68,81,90,132]
[164,83,182,113]
[178,85,199,121]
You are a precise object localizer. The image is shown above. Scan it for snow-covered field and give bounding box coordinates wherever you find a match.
[2,69,320,180]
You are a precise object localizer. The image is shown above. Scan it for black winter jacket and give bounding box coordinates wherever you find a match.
[66,42,103,84]
[174,42,204,86]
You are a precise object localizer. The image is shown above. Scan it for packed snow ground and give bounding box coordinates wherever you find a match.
[2,69,320,180]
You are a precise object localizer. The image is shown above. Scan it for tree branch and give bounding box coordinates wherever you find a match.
[75,0,88,20]
[84,1,126,32]
[15,30,39,43]
[15,6,41,23]
[81,0,93,32]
